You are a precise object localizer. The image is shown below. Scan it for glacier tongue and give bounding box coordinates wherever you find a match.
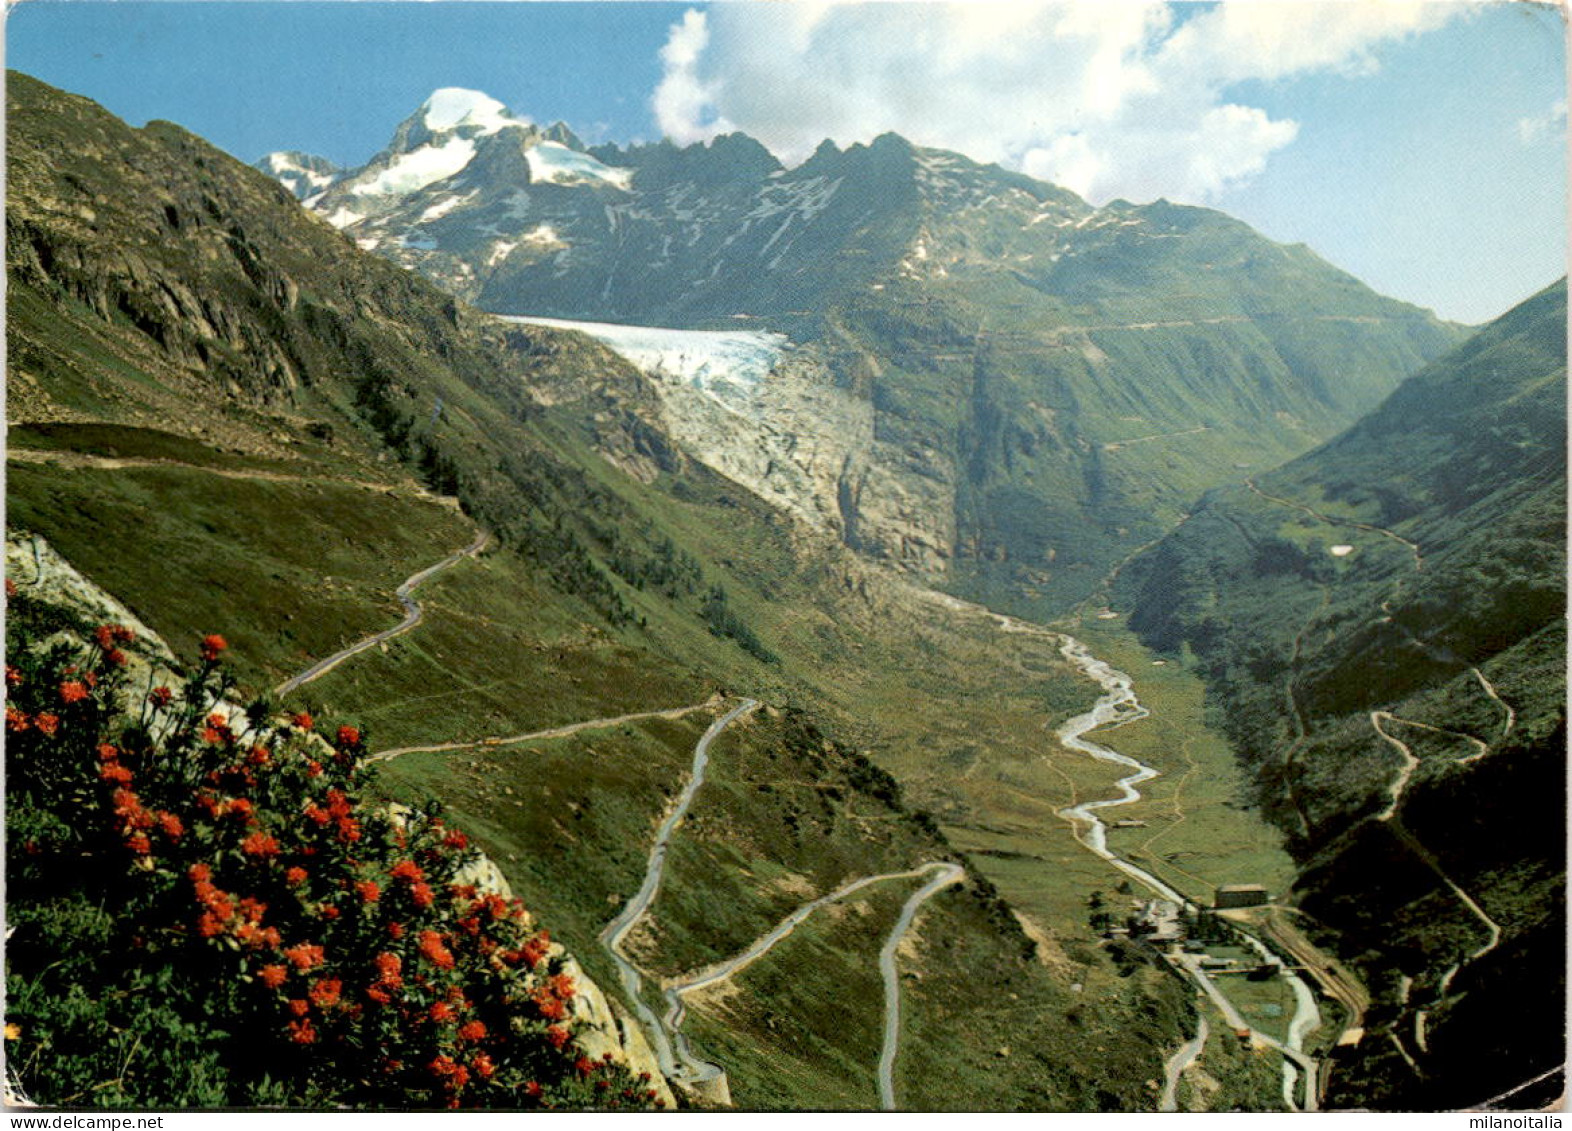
[496,315,786,407]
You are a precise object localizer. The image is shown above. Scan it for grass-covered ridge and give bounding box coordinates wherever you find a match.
[1115,279,1567,1110]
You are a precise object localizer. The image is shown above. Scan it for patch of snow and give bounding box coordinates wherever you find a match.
[496,315,787,406]
[746,176,841,224]
[486,240,518,267]
[422,88,527,135]
[264,153,337,190]
[521,224,567,250]
[323,207,364,230]
[502,190,533,219]
[1330,544,1355,557]
[759,214,795,255]
[349,137,477,196]
[356,237,381,250]
[419,192,477,222]
[525,141,632,191]
[302,192,326,210]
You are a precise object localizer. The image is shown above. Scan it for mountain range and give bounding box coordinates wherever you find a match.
[261,87,1465,615]
[5,71,1563,1112]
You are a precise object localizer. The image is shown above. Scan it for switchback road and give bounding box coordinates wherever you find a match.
[274,529,488,696]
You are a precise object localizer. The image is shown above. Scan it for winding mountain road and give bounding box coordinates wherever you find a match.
[274,529,490,697]
[1469,666,1517,751]
[876,862,966,1109]
[8,446,413,495]
[1370,711,1423,822]
[1159,1015,1210,1112]
[599,698,759,1084]
[1244,479,1509,1004]
[1245,479,1422,569]
[367,702,711,764]
[660,864,957,1087]
[1465,1064,1566,1112]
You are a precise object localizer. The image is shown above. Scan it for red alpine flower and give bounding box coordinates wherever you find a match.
[286,1018,317,1045]
[241,831,280,858]
[258,964,288,990]
[417,929,455,970]
[308,978,342,1009]
[372,952,402,983]
[283,943,325,971]
[199,634,228,662]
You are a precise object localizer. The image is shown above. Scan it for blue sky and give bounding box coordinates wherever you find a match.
[8,1,1565,324]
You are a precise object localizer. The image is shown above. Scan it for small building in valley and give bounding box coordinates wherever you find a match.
[1214,884,1269,910]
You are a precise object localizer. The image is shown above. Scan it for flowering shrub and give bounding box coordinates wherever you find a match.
[5,598,660,1110]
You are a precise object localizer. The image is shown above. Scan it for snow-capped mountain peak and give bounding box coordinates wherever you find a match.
[257,150,342,200]
[421,87,529,136]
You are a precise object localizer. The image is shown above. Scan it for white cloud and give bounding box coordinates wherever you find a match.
[650,1,1470,205]
[651,9,736,145]
[1517,96,1567,143]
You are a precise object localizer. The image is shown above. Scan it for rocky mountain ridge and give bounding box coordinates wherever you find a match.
[260,87,1466,613]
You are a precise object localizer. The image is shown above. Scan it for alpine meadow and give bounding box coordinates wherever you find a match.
[3,1,1565,1115]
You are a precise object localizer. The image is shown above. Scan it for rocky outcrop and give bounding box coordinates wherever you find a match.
[6,531,179,676]
[646,346,955,577]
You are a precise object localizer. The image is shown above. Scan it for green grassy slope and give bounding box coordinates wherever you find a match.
[816,189,1464,615]
[1114,280,1567,1109]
